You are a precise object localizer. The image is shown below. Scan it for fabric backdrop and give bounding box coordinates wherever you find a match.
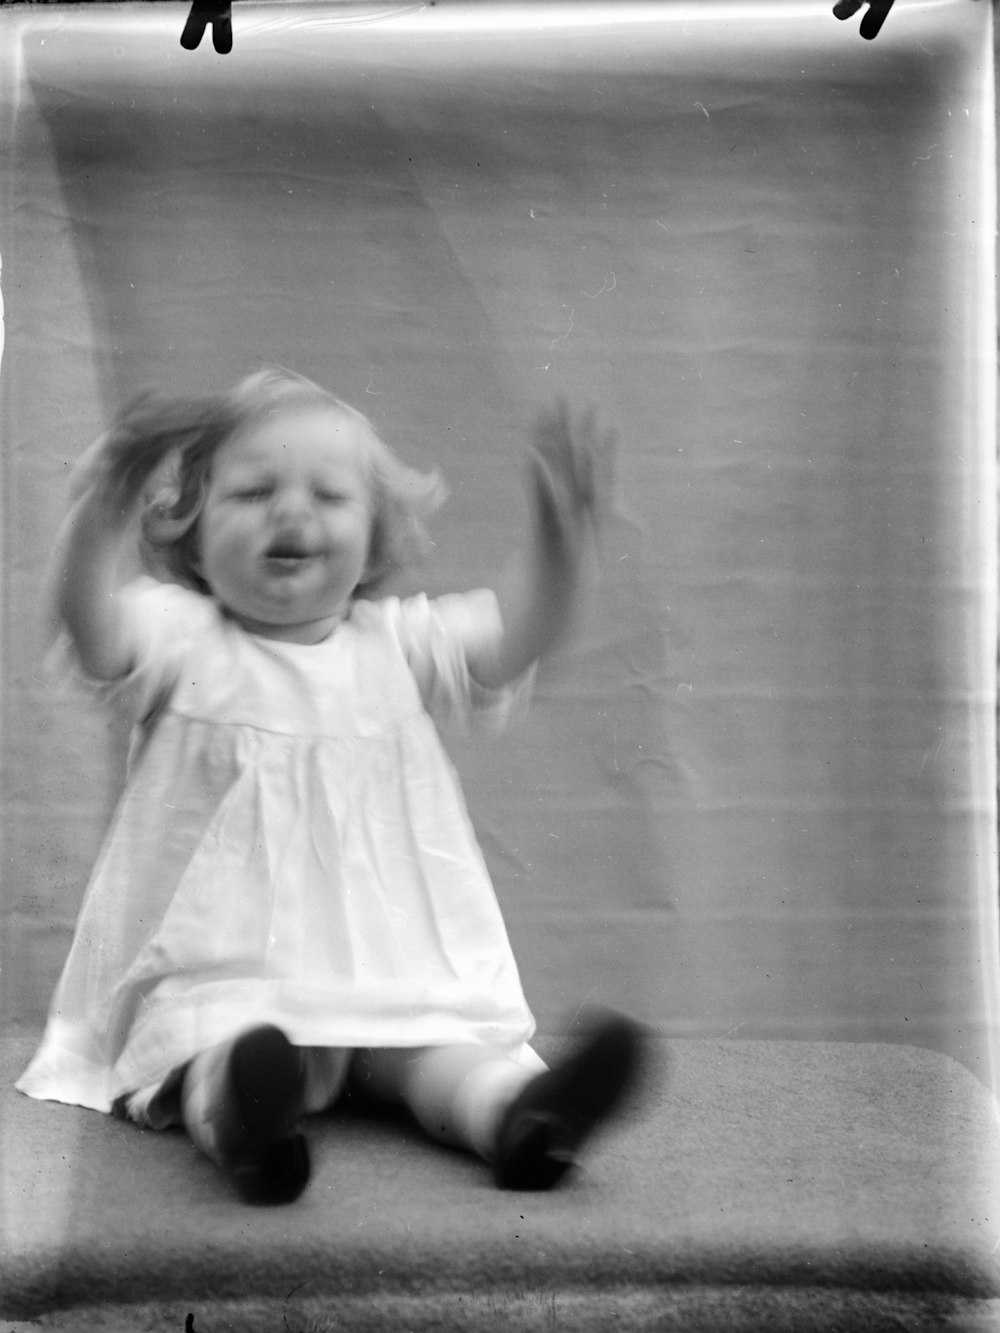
[1,1,996,1089]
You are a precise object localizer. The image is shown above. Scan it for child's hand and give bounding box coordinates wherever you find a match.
[68,390,207,520]
[469,399,618,686]
[527,398,618,554]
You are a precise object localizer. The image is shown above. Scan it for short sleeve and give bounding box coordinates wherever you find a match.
[387,589,534,734]
[46,576,213,725]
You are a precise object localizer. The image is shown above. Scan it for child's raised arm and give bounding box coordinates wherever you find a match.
[47,392,199,680]
[51,483,140,681]
[468,399,617,690]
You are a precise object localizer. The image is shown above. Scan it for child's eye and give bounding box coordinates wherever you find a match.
[315,490,347,505]
[234,486,271,502]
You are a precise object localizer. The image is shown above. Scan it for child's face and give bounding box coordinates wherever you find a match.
[198,404,373,642]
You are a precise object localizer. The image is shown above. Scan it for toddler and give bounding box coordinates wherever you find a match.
[18,368,644,1204]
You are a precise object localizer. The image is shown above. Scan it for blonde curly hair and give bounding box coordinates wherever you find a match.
[136,367,446,598]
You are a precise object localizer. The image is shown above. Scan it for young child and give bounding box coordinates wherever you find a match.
[17,368,644,1205]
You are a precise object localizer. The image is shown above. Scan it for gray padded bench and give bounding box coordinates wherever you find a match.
[2,1035,998,1331]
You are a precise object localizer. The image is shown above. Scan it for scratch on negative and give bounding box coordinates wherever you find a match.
[581,272,616,299]
[549,308,576,350]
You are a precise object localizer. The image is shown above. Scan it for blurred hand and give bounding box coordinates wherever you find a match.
[527,397,618,553]
[68,389,210,521]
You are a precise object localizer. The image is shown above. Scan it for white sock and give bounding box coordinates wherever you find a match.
[451,1060,538,1161]
[179,1041,233,1164]
[402,1047,537,1161]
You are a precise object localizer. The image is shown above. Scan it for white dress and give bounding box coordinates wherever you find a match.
[17,577,538,1113]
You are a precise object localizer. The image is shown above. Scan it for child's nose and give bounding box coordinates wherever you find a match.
[270,485,315,523]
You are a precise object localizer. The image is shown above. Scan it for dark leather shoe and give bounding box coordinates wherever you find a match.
[494,1009,646,1191]
[209,1024,311,1205]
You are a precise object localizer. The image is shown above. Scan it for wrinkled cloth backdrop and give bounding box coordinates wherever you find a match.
[1,2,996,1090]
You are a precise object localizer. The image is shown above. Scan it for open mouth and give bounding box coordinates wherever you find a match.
[264,542,319,572]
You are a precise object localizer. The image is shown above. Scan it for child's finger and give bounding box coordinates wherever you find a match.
[525,444,574,546]
[589,422,619,496]
[535,400,588,477]
[531,399,573,470]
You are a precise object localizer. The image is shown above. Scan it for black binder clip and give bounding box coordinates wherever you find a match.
[180,0,233,54]
[833,0,895,40]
